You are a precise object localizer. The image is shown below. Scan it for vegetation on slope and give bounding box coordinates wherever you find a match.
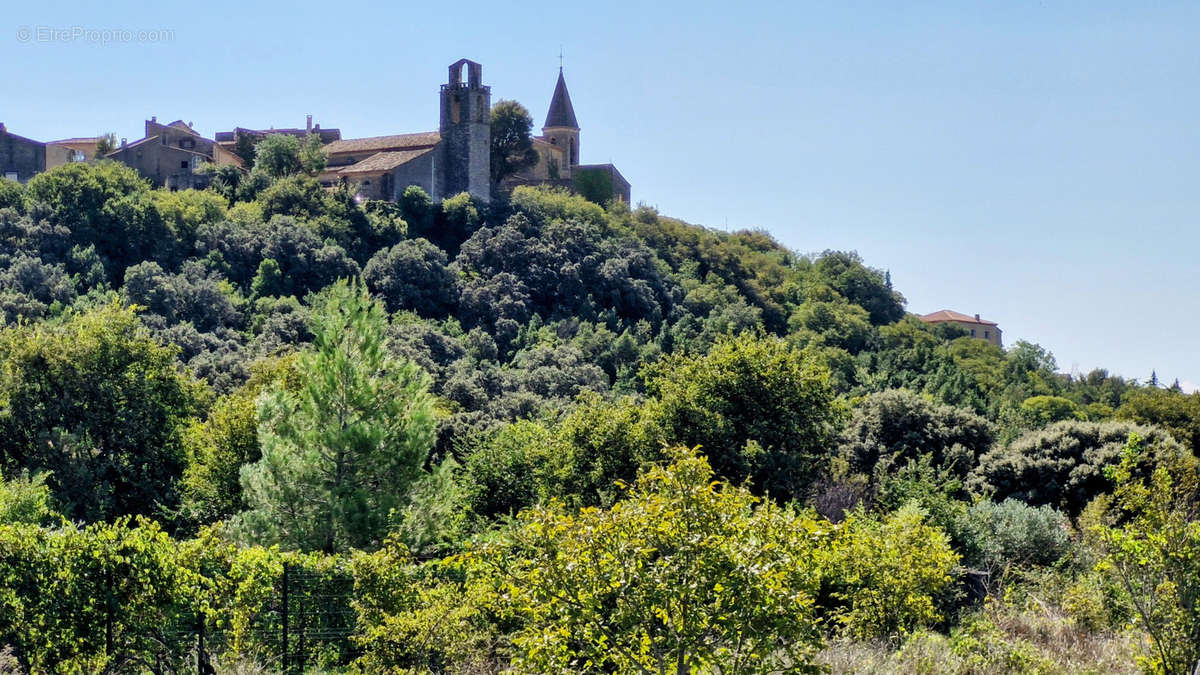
[0,152,1198,672]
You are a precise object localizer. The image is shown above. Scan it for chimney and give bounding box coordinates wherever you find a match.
[151,116,157,123]
[0,122,6,134]
[121,138,127,147]
[974,313,980,321]
[306,114,313,133]
[188,121,193,128]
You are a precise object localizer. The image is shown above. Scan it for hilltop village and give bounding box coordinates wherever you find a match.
[0,59,631,205]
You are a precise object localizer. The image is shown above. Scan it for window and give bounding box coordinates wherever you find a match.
[4,172,17,181]
[985,330,990,339]
[970,328,976,337]
[180,160,189,169]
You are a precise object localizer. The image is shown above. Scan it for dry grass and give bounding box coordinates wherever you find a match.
[816,600,1141,675]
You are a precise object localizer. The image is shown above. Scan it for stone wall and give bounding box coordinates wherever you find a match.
[0,127,46,182]
[389,150,437,200]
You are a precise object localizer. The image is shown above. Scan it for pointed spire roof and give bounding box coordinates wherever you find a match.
[544,68,579,130]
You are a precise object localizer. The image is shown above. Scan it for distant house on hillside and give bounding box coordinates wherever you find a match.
[46,137,101,169]
[919,309,1002,347]
[0,123,46,182]
[214,117,342,162]
[106,117,242,190]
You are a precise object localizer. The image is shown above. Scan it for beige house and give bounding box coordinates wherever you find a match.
[919,309,1002,347]
[45,137,101,169]
[106,118,241,189]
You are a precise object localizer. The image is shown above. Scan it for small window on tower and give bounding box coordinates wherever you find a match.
[451,96,461,124]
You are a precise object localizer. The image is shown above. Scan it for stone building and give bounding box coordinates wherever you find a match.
[919,309,1003,347]
[318,59,492,202]
[5,58,630,201]
[214,117,341,158]
[318,58,628,204]
[106,118,241,189]
[46,137,101,169]
[0,123,46,182]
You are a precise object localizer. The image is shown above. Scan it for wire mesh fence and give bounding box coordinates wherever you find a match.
[106,563,359,674]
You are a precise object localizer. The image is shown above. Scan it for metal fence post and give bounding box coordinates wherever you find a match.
[196,611,206,675]
[281,563,290,674]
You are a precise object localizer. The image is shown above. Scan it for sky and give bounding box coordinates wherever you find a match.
[3,0,1199,389]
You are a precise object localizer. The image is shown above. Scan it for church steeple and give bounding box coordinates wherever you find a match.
[543,68,580,168]
[544,69,579,130]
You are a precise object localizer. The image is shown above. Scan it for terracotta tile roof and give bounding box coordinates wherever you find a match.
[323,131,440,156]
[919,309,998,326]
[327,147,435,176]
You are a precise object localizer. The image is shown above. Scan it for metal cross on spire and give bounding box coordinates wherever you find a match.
[559,46,564,71]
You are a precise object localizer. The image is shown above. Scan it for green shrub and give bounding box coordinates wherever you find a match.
[839,389,994,484]
[971,421,1184,517]
[823,502,960,640]
[957,499,1072,579]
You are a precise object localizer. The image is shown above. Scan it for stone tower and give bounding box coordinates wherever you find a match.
[439,59,491,201]
[543,68,580,170]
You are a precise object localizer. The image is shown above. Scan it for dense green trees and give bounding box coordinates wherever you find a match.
[0,161,1193,672]
[0,302,205,522]
[233,281,437,553]
[363,237,457,315]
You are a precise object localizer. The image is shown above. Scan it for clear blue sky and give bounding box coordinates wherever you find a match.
[5,1,1199,389]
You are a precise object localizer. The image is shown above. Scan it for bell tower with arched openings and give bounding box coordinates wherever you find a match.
[439,58,491,201]
[542,67,580,173]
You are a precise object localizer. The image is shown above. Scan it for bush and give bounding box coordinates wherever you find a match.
[356,449,830,674]
[0,518,202,673]
[971,421,1184,517]
[957,499,1072,579]
[823,502,960,640]
[839,389,994,484]
[362,237,457,316]
[644,332,842,500]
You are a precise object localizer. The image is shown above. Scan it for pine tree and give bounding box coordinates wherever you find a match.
[234,279,437,552]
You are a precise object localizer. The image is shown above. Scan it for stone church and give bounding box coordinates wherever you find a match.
[3,58,630,205]
[314,58,630,204]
